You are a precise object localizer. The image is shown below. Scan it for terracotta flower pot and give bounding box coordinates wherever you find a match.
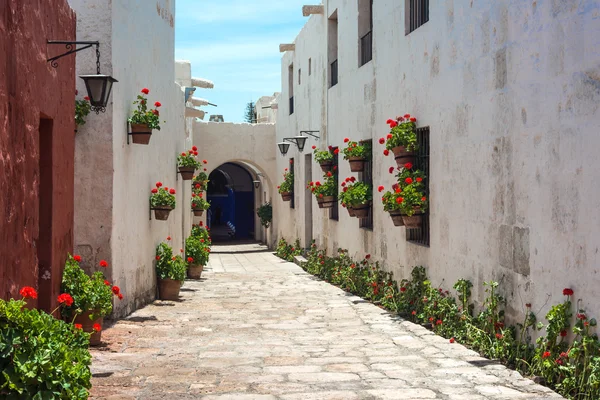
[353,203,371,218]
[158,278,181,300]
[347,206,356,217]
[187,264,204,279]
[388,210,405,227]
[178,166,196,180]
[130,123,153,145]
[281,192,292,202]
[402,212,423,228]
[73,311,103,346]
[392,146,415,168]
[153,206,173,221]
[348,156,366,172]
[319,161,334,173]
[193,209,205,217]
[319,195,335,209]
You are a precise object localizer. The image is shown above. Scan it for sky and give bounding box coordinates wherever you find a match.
[175,0,309,123]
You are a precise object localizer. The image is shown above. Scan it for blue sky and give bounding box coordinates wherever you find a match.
[175,0,308,123]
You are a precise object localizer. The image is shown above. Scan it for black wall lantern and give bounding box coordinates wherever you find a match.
[277,142,291,156]
[47,41,118,113]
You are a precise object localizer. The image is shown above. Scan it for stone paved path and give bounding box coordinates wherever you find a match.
[90,246,562,399]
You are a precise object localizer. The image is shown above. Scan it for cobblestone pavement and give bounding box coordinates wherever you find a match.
[90,246,562,399]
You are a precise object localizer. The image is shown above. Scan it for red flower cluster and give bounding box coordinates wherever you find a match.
[57,293,74,307]
[99,260,108,268]
[187,257,194,263]
[383,149,390,156]
[112,286,120,295]
[378,138,385,144]
[73,255,82,262]
[155,101,161,108]
[104,280,110,286]
[141,88,150,95]
[343,137,349,143]
[169,188,176,195]
[542,351,551,359]
[74,323,83,330]
[93,323,102,332]
[378,185,384,192]
[563,288,574,296]
[156,182,163,188]
[20,286,38,299]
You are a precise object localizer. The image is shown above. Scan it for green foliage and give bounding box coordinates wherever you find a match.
[191,194,210,211]
[0,298,92,399]
[150,187,176,209]
[155,243,186,281]
[384,115,418,151]
[339,181,372,208]
[60,255,113,320]
[278,170,294,194]
[244,101,256,123]
[128,91,163,130]
[381,167,428,215]
[342,140,371,160]
[313,148,335,164]
[275,239,302,262]
[192,172,209,192]
[257,202,272,228]
[277,240,600,400]
[75,98,91,127]
[190,224,211,244]
[307,174,337,199]
[177,149,201,169]
[185,236,210,267]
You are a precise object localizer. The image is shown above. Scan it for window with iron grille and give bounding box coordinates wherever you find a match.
[406,0,429,35]
[359,140,373,229]
[290,158,295,209]
[406,127,430,246]
[331,60,338,87]
[288,64,294,115]
[330,148,339,220]
[359,0,373,66]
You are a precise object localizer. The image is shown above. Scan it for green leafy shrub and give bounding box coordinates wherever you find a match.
[0,298,92,399]
[257,202,272,228]
[155,242,186,281]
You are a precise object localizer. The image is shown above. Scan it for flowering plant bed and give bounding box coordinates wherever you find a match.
[0,290,92,399]
[339,179,372,217]
[275,238,302,262]
[274,238,600,400]
[177,146,201,180]
[128,88,163,144]
[381,114,418,167]
[150,182,176,220]
[307,173,337,208]
[191,191,210,216]
[312,146,336,172]
[342,138,371,172]
[155,240,187,300]
[278,169,294,201]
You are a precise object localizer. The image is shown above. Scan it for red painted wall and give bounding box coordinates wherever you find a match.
[0,0,76,311]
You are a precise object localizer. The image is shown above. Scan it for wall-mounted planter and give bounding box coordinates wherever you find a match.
[317,196,336,209]
[402,211,423,228]
[187,264,204,279]
[392,146,415,168]
[158,278,181,300]
[130,123,153,145]
[178,167,196,180]
[348,156,367,172]
[388,210,405,226]
[193,209,205,217]
[152,206,173,221]
[346,206,356,217]
[352,203,371,218]
[319,161,335,173]
[281,192,292,202]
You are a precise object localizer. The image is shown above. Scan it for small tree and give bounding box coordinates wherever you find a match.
[244,101,256,123]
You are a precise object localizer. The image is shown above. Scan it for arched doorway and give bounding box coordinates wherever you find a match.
[207,163,257,242]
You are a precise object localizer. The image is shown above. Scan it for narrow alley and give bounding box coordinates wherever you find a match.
[90,245,561,400]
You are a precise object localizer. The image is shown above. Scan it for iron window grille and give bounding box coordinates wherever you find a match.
[289,96,294,115]
[359,140,374,229]
[330,148,339,220]
[330,60,338,87]
[406,127,430,246]
[407,0,429,35]
[290,158,295,209]
[360,31,373,66]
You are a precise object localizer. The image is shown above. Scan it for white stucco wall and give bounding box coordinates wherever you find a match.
[276,0,600,323]
[71,0,190,317]
[193,121,277,246]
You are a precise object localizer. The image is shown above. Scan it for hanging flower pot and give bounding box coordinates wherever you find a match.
[130,124,153,145]
[178,147,201,180]
[280,192,292,202]
[313,147,336,173]
[193,209,204,217]
[73,310,103,346]
[320,195,336,208]
[346,205,356,217]
[178,167,195,180]
[388,210,405,226]
[402,211,423,228]
[191,192,210,217]
[380,114,418,167]
[392,146,416,168]
[348,157,367,172]
[153,206,173,220]
[319,161,335,173]
[352,202,371,218]
[342,139,371,172]
[150,182,176,221]
[158,278,181,300]
[278,168,294,201]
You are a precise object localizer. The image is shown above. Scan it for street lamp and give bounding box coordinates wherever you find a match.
[253,180,261,189]
[47,41,118,113]
[278,142,291,156]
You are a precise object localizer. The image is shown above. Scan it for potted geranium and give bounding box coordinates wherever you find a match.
[278,168,294,201]
[150,182,176,220]
[178,146,200,180]
[192,171,209,192]
[75,93,91,131]
[155,241,187,300]
[128,87,163,145]
[60,255,122,346]
[381,114,418,167]
[185,236,210,279]
[339,179,372,218]
[395,167,428,227]
[342,138,371,172]
[312,145,336,173]
[191,192,210,216]
[307,173,337,208]
[380,184,405,226]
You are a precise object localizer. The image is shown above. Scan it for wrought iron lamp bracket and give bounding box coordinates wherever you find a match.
[47,41,101,72]
[300,130,320,139]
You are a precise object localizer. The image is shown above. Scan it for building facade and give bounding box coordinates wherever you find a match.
[0,0,77,311]
[275,0,600,322]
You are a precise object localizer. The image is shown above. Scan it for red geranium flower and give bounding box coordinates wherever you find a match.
[187,257,194,263]
[389,121,397,128]
[410,117,417,122]
[396,197,404,204]
[383,149,390,156]
[312,145,317,149]
[560,330,567,337]
[334,148,339,155]
[155,255,160,260]
[378,138,385,144]
[405,177,413,184]
[365,254,371,259]
[387,134,393,140]
[112,286,120,295]
[404,113,411,119]
[118,293,124,300]
[416,177,423,182]
[194,151,198,156]
[93,323,102,332]
[19,286,38,299]
[84,96,90,101]
[343,138,349,143]
[436,319,443,325]
[411,310,416,315]
[327,171,333,177]
[542,351,551,359]
[99,260,108,268]
[152,109,159,116]
[167,236,172,241]
[404,162,413,169]
[199,221,203,226]
[156,181,163,188]
[343,187,348,192]
[192,146,198,151]
[388,166,395,174]
[386,119,393,125]
[57,293,74,307]
[563,288,574,296]
[203,159,208,164]
[421,196,427,202]
[395,187,402,194]
[154,101,161,108]
[378,185,384,192]
[141,88,150,94]
[341,182,346,187]
[169,188,176,195]
[75,323,83,330]
[73,255,82,262]
[350,177,356,182]
[104,280,110,286]
[449,338,455,343]
[151,188,158,194]
[400,287,407,292]
[496,333,503,339]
